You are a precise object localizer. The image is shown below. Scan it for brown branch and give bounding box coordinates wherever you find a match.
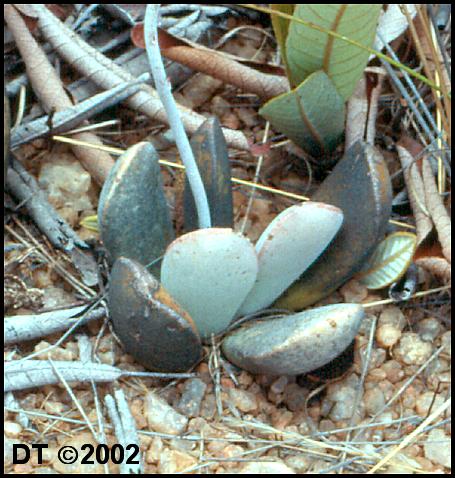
[31,4,249,151]
[396,145,433,247]
[4,4,115,185]
[421,156,451,262]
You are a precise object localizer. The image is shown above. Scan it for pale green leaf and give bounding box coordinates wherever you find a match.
[357,232,417,289]
[259,70,345,155]
[270,4,295,79]
[285,4,382,98]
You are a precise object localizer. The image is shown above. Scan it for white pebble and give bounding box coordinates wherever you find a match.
[145,392,188,435]
[424,429,451,468]
[394,333,433,365]
[376,324,402,348]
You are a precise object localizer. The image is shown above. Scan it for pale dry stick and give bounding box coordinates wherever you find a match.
[105,391,143,474]
[144,4,211,229]
[12,84,27,129]
[403,5,450,135]
[240,121,271,234]
[11,75,149,149]
[378,31,448,149]
[209,336,223,417]
[361,285,451,310]
[4,360,196,392]
[16,303,103,362]
[4,4,115,185]
[367,398,451,474]
[52,135,417,231]
[32,4,249,152]
[4,305,105,345]
[65,119,120,136]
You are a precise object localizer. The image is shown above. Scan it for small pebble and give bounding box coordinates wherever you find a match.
[415,392,446,416]
[158,449,197,474]
[363,388,386,415]
[417,318,442,342]
[394,333,433,365]
[378,305,407,330]
[145,392,188,435]
[238,461,296,474]
[227,388,258,413]
[424,429,451,468]
[4,422,22,438]
[175,378,207,417]
[376,324,402,348]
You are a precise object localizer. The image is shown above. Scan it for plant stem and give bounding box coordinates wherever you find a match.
[144,4,211,229]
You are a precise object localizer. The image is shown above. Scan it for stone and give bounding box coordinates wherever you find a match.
[222,303,364,375]
[394,333,433,365]
[158,449,197,474]
[175,378,207,417]
[184,117,233,231]
[161,228,258,338]
[109,257,202,372]
[424,429,451,468]
[237,201,343,316]
[376,324,402,348]
[98,142,174,276]
[227,388,258,413]
[239,461,295,474]
[276,142,392,310]
[145,392,188,435]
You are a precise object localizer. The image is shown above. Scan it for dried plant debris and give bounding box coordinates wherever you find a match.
[276,142,393,310]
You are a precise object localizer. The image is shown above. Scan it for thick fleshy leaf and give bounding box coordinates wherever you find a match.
[184,117,233,231]
[285,4,382,98]
[222,303,364,376]
[357,232,417,289]
[109,257,202,372]
[276,141,392,310]
[259,70,345,155]
[237,201,343,316]
[98,142,174,276]
[161,228,258,338]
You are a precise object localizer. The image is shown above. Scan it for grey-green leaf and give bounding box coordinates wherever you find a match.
[285,4,382,99]
[98,142,174,276]
[184,117,233,231]
[259,70,345,155]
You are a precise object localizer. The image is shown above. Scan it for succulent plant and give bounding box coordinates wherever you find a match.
[100,118,391,375]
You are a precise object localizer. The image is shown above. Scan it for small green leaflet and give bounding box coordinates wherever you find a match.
[80,214,99,233]
[357,232,417,289]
